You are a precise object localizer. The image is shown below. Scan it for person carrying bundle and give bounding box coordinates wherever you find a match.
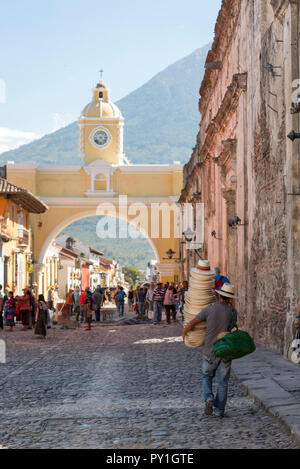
[183,283,238,418]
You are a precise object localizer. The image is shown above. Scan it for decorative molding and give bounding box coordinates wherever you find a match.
[199,0,242,111]
[221,188,236,207]
[8,163,182,176]
[78,117,124,123]
[199,74,247,162]
[215,139,237,188]
[119,164,183,174]
[84,191,117,198]
[6,163,39,172]
[78,121,124,125]
[40,196,179,206]
[84,159,114,171]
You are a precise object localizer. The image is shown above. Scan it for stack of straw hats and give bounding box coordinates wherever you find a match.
[184,260,215,348]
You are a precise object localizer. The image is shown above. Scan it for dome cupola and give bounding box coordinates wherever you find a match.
[78,79,125,166]
[81,81,122,119]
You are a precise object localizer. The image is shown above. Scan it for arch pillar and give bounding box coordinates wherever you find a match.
[33,263,46,295]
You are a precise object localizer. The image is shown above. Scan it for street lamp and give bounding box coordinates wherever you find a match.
[162,249,182,262]
[183,227,196,243]
[182,228,203,259]
[163,249,176,260]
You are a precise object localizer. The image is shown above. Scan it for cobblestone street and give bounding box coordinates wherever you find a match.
[0,322,299,449]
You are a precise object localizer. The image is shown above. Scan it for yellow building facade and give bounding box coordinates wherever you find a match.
[0,178,47,295]
[6,81,183,293]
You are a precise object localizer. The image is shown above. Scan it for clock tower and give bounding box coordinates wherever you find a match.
[78,81,125,166]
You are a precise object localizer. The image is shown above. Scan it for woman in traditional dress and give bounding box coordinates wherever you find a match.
[134,286,140,314]
[35,294,48,339]
[66,289,74,316]
[128,286,134,312]
[85,292,93,331]
[17,290,32,331]
[4,291,15,332]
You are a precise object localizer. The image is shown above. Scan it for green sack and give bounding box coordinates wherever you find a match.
[213,328,256,360]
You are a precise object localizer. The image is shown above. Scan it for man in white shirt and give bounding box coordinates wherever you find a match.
[146,283,155,316]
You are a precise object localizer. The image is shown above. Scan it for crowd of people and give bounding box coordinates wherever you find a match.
[0,267,233,338]
[0,279,191,337]
[126,281,189,324]
[58,281,190,327]
[0,285,52,339]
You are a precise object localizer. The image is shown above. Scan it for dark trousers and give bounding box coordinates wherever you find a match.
[74,305,80,321]
[95,307,101,322]
[165,305,176,323]
[117,301,124,317]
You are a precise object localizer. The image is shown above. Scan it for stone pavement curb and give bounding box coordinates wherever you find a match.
[178,320,300,445]
[231,348,300,445]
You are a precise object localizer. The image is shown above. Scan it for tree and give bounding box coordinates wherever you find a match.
[123,266,143,287]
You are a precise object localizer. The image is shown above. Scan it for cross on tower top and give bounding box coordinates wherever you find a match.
[99,69,104,81]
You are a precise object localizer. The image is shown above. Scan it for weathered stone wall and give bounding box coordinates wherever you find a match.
[180,0,300,356]
[244,13,287,350]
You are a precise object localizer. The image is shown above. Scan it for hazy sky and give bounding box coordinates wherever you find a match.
[0,0,222,153]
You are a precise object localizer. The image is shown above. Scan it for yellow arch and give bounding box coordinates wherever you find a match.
[39,209,160,265]
[6,162,182,288]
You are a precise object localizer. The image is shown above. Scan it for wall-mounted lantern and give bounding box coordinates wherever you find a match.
[287,131,300,141]
[164,249,176,260]
[182,228,203,259]
[228,216,248,228]
[182,227,196,243]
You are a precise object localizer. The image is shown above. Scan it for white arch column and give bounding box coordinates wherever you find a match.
[34,263,46,295]
[84,160,117,195]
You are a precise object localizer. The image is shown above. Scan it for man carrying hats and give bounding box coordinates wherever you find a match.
[182,283,238,418]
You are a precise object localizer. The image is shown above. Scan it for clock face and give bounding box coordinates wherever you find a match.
[93,129,109,147]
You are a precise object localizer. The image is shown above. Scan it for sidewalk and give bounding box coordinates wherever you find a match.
[231,347,300,444]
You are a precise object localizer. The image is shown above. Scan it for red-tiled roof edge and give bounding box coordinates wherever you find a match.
[0,177,48,214]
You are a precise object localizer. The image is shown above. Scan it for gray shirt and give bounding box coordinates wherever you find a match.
[93,291,103,307]
[196,301,237,356]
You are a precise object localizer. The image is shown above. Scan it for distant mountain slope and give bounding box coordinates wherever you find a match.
[0,44,210,166]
